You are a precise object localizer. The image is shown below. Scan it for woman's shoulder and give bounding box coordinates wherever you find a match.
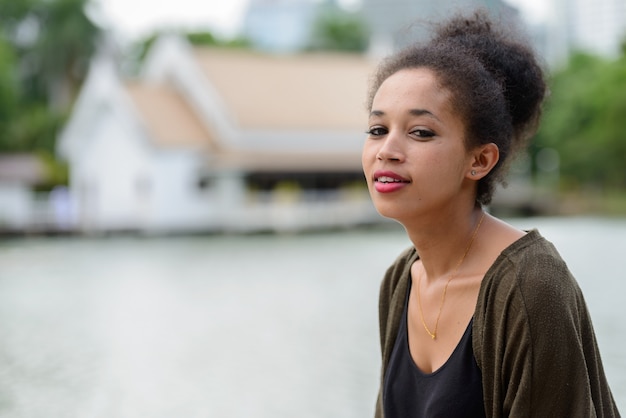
[481,229,583,308]
[490,229,570,279]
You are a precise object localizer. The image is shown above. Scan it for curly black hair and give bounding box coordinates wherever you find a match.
[367,10,547,206]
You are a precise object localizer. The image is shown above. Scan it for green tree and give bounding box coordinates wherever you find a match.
[0,0,37,32]
[535,51,626,191]
[308,6,369,53]
[0,0,100,154]
[21,0,100,108]
[0,37,19,150]
[186,31,250,48]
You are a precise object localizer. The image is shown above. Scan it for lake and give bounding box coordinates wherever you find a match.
[0,216,624,417]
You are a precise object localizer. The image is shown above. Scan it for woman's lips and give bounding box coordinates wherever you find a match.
[373,171,410,193]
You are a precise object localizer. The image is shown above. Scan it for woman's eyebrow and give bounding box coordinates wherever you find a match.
[408,108,440,121]
[369,108,440,121]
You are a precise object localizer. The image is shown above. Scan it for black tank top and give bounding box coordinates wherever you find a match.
[383,281,486,418]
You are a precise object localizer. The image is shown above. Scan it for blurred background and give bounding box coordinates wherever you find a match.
[0,0,624,416]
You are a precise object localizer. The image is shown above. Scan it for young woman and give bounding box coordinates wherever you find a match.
[362,11,620,418]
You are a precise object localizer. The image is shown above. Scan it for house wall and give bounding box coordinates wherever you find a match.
[70,106,151,231]
[67,104,228,234]
[145,151,218,233]
[57,37,386,235]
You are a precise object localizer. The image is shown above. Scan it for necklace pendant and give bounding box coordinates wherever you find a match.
[415,211,485,344]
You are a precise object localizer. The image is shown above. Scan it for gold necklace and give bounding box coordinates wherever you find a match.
[416,211,486,340]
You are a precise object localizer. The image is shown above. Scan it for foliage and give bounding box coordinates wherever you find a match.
[186,31,219,45]
[36,149,69,190]
[129,32,159,66]
[308,6,369,53]
[0,0,100,157]
[2,0,100,108]
[0,0,37,31]
[535,50,626,191]
[185,31,251,48]
[29,0,100,106]
[8,105,66,152]
[0,38,19,150]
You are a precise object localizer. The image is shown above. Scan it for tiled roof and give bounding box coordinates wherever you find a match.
[216,149,363,172]
[126,46,374,172]
[125,82,216,149]
[193,48,374,130]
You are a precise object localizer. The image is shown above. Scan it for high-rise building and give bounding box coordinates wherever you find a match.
[241,0,519,55]
[360,0,518,55]
[242,0,319,53]
[562,0,626,57]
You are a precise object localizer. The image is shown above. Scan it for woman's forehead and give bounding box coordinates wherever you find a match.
[372,68,454,114]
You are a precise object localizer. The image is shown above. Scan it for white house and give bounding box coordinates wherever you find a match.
[57,36,379,234]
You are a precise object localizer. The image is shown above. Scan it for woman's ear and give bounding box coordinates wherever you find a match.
[467,143,499,179]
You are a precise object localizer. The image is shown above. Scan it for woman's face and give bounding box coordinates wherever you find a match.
[362,67,476,222]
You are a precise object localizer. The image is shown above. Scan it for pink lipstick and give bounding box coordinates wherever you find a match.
[373,170,410,193]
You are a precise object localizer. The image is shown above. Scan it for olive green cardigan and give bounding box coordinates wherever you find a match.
[375,230,620,417]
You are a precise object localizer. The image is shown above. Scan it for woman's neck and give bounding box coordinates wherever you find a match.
[405,207,486,283]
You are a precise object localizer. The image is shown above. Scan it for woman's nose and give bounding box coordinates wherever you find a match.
[376,133,404,162]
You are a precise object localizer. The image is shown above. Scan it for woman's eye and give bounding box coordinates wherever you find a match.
[366,127,387,136]
[410,129,435,139]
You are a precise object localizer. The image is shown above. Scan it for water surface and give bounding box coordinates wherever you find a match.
[0,217,624,417]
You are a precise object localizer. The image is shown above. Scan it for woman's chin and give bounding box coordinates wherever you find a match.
[373,205,406,223]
